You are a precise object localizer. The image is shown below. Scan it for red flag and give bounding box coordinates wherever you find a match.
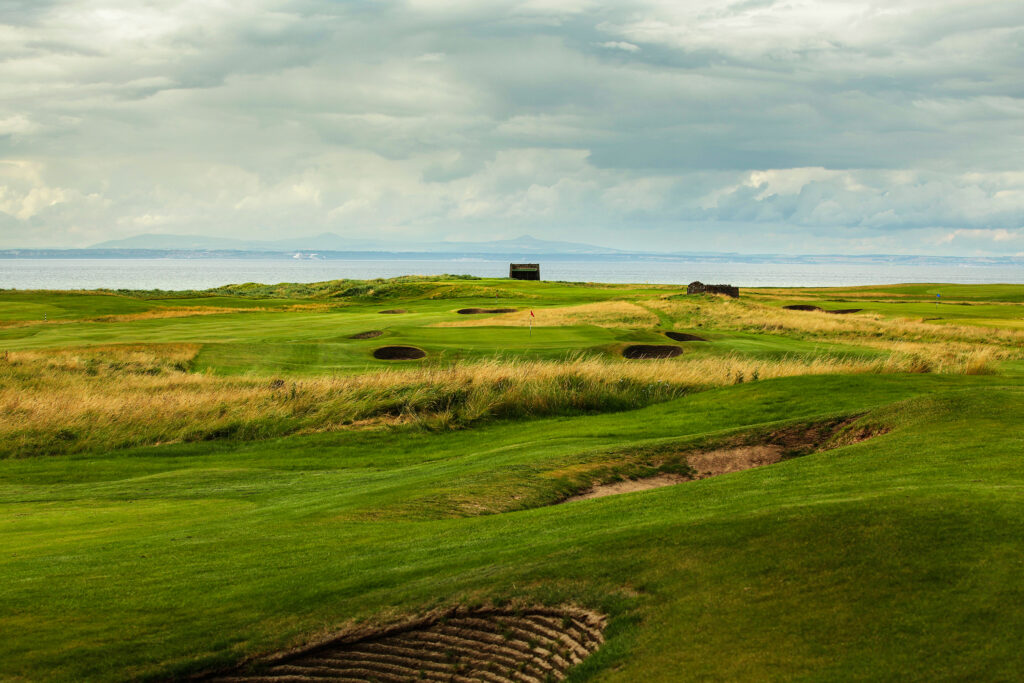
[530,310,535,317]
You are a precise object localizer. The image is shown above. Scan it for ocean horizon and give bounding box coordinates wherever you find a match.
[2,256,1023,291]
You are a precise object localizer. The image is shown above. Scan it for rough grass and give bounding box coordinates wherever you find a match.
[650,297,1024,358]
[4,376,1024,681]
[3,280,1024,682]
[0,344,997,458]
[0,304,334,328]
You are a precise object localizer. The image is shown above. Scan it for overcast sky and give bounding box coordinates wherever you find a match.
[1,0,1023,254]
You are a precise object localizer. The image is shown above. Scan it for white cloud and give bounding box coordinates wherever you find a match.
[0,0,1022,254]
[0,160,68,220]
[0,115,38,136]
[938,228,1022,244]
[597,41,639,52]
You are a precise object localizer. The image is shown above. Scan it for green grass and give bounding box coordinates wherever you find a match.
[2,278,1024,681]
[4,375,1024,680]
[758,282,1024,302]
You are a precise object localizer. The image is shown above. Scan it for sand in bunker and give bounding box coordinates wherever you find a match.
[566,473,689,501]
[565,445,784,502]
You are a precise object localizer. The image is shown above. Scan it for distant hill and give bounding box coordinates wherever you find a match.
[90,233,624,255]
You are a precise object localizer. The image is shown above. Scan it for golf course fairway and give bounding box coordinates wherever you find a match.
[2,277,1023,681]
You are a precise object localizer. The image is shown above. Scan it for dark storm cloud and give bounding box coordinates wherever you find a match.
[0,0,1022,254]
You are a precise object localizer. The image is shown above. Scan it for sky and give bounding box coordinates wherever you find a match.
[1,0,1023,255]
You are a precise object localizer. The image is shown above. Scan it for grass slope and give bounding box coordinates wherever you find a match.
[1,279,1023,681]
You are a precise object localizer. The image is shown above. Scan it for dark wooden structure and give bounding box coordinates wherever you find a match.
[687,281,739,298]
[510,263,540,281]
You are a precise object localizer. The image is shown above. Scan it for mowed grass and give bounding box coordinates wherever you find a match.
[3,376,1024,681]
[1,278,1024,681]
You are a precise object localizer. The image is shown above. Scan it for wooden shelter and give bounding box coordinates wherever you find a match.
[510,263,541,281]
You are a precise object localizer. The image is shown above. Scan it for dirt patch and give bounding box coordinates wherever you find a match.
[457,308,518,314]
[349,330,383,339]
[665,331,707,342]
[561,417,888,503]
[827,308,863,314]
[378,309,408,314]
[686,444,784,478]
[205,605,607,683]
[373,346,427,360]
[783,304,822,311]
[622,344,683,359]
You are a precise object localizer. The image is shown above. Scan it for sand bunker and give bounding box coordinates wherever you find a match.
[622,344,683,359]
[349,330,383,339]
[457,308,518,314]
[564,446,785,502]
[373,346,426,360]
[567,473,689,501]
[563,418,886,503]
[378,309,408,314]
[783,304,862,314]
[665,331,707,342]
[207,605,606,683]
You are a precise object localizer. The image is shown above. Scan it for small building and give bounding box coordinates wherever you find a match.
[510,263,540,281]
[687,281,739,298]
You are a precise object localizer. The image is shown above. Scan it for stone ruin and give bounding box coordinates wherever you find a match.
[687,281,739,298]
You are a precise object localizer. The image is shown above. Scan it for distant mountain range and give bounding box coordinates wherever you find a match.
[89,233,625,255]
[1,232,1022,267]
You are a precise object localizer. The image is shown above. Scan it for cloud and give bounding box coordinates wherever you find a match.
[938,228,1022,244]
[0,0,1022,253]
[596,41,639,52]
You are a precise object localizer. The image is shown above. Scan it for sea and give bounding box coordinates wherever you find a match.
[2,257,1023,290]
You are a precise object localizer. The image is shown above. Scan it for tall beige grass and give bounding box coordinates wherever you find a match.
[648,297,1024,355]
[0,304,333,328]
[0,342,997,458]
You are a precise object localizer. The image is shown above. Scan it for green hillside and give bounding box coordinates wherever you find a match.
[2,278,1023,681]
